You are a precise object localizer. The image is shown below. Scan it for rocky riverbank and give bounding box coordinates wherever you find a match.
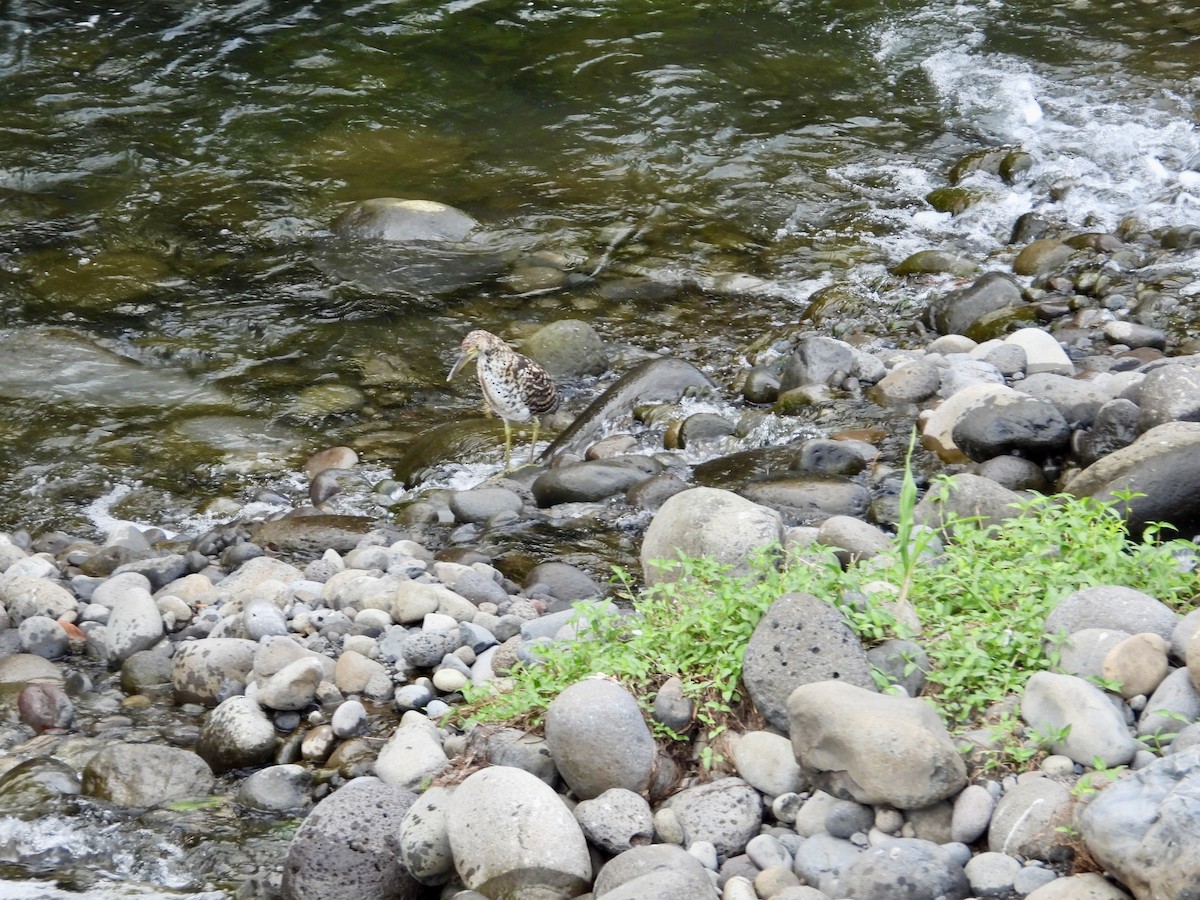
[3,212,1200,900]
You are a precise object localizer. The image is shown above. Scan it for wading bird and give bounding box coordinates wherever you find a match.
[448,329,559,470]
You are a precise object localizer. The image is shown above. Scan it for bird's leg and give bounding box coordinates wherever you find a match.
[528,418,540,464]
[502,418,514,473]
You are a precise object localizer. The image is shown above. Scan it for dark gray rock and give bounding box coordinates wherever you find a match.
[1018,372,1111,428]
[779,336,861,391]
[625,472,690,511]
[238,764,313,812]
[867,638,929,697]
[677,412,736,447]
[196,695,278,773]
[542,356,716,462]
[975,455,1048,492]
[951,393,1070,461]
[927,272,1025,338]
[523,561,602,602]
[739,475,870,526]
[743,366,782,404]
[1066,420,1200,536]
[797,438,869,476]
[1072,398,1140,467]
[1079,747,1200,898]
[870,359,942,405]
[742,592,875,732]
[532,457,661,506]
[912,473,1024,533]
[402,629,463,668]
[448,486,523,524]
[1044,585,1179,644]
[281,777,424,900]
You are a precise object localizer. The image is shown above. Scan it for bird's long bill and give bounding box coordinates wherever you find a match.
[448,349,474,382]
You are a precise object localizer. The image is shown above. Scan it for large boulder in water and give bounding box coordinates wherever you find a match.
[315,197,513,297]
[333,198,480,243]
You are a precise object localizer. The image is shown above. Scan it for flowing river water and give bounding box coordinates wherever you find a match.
[1,0,1199,895]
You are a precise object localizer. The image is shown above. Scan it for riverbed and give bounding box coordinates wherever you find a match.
[1,1,1199,897]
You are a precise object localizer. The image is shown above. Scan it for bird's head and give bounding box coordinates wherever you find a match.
[448,329,502,382]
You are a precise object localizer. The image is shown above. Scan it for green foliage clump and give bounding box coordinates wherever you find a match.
[846,488,1198,722]
[456,551,844,742]
[457,484,1199,744]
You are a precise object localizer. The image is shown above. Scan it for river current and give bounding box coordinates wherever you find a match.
[0,0,1198,894]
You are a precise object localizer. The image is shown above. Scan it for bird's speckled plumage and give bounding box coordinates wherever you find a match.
[448,329,559,469]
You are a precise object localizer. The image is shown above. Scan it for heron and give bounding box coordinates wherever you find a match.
[448,329,560,470]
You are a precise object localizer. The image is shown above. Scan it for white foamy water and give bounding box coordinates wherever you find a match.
[793,0,1200,268]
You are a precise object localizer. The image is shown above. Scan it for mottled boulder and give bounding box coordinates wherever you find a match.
[573,787,654,855]
[662,777,763,858]
[282,777,424,900]
[172,637,258,706]
[104,586,164,665]
[446,766,591,899]
[82,743,213,807]
[788,681,967,809]
[1135,361,1200,431]
[838,837,970,900]
[640,487,783,586]
[1078,747,1200,899]
[544,678,658,800]
[398,784,455,886]
[1,575,76,625]
[196,695,278,773]
[742,592,875,733]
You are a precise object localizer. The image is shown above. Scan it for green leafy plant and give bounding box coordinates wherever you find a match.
[454,470,1199,770]
[455,549,845,750]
